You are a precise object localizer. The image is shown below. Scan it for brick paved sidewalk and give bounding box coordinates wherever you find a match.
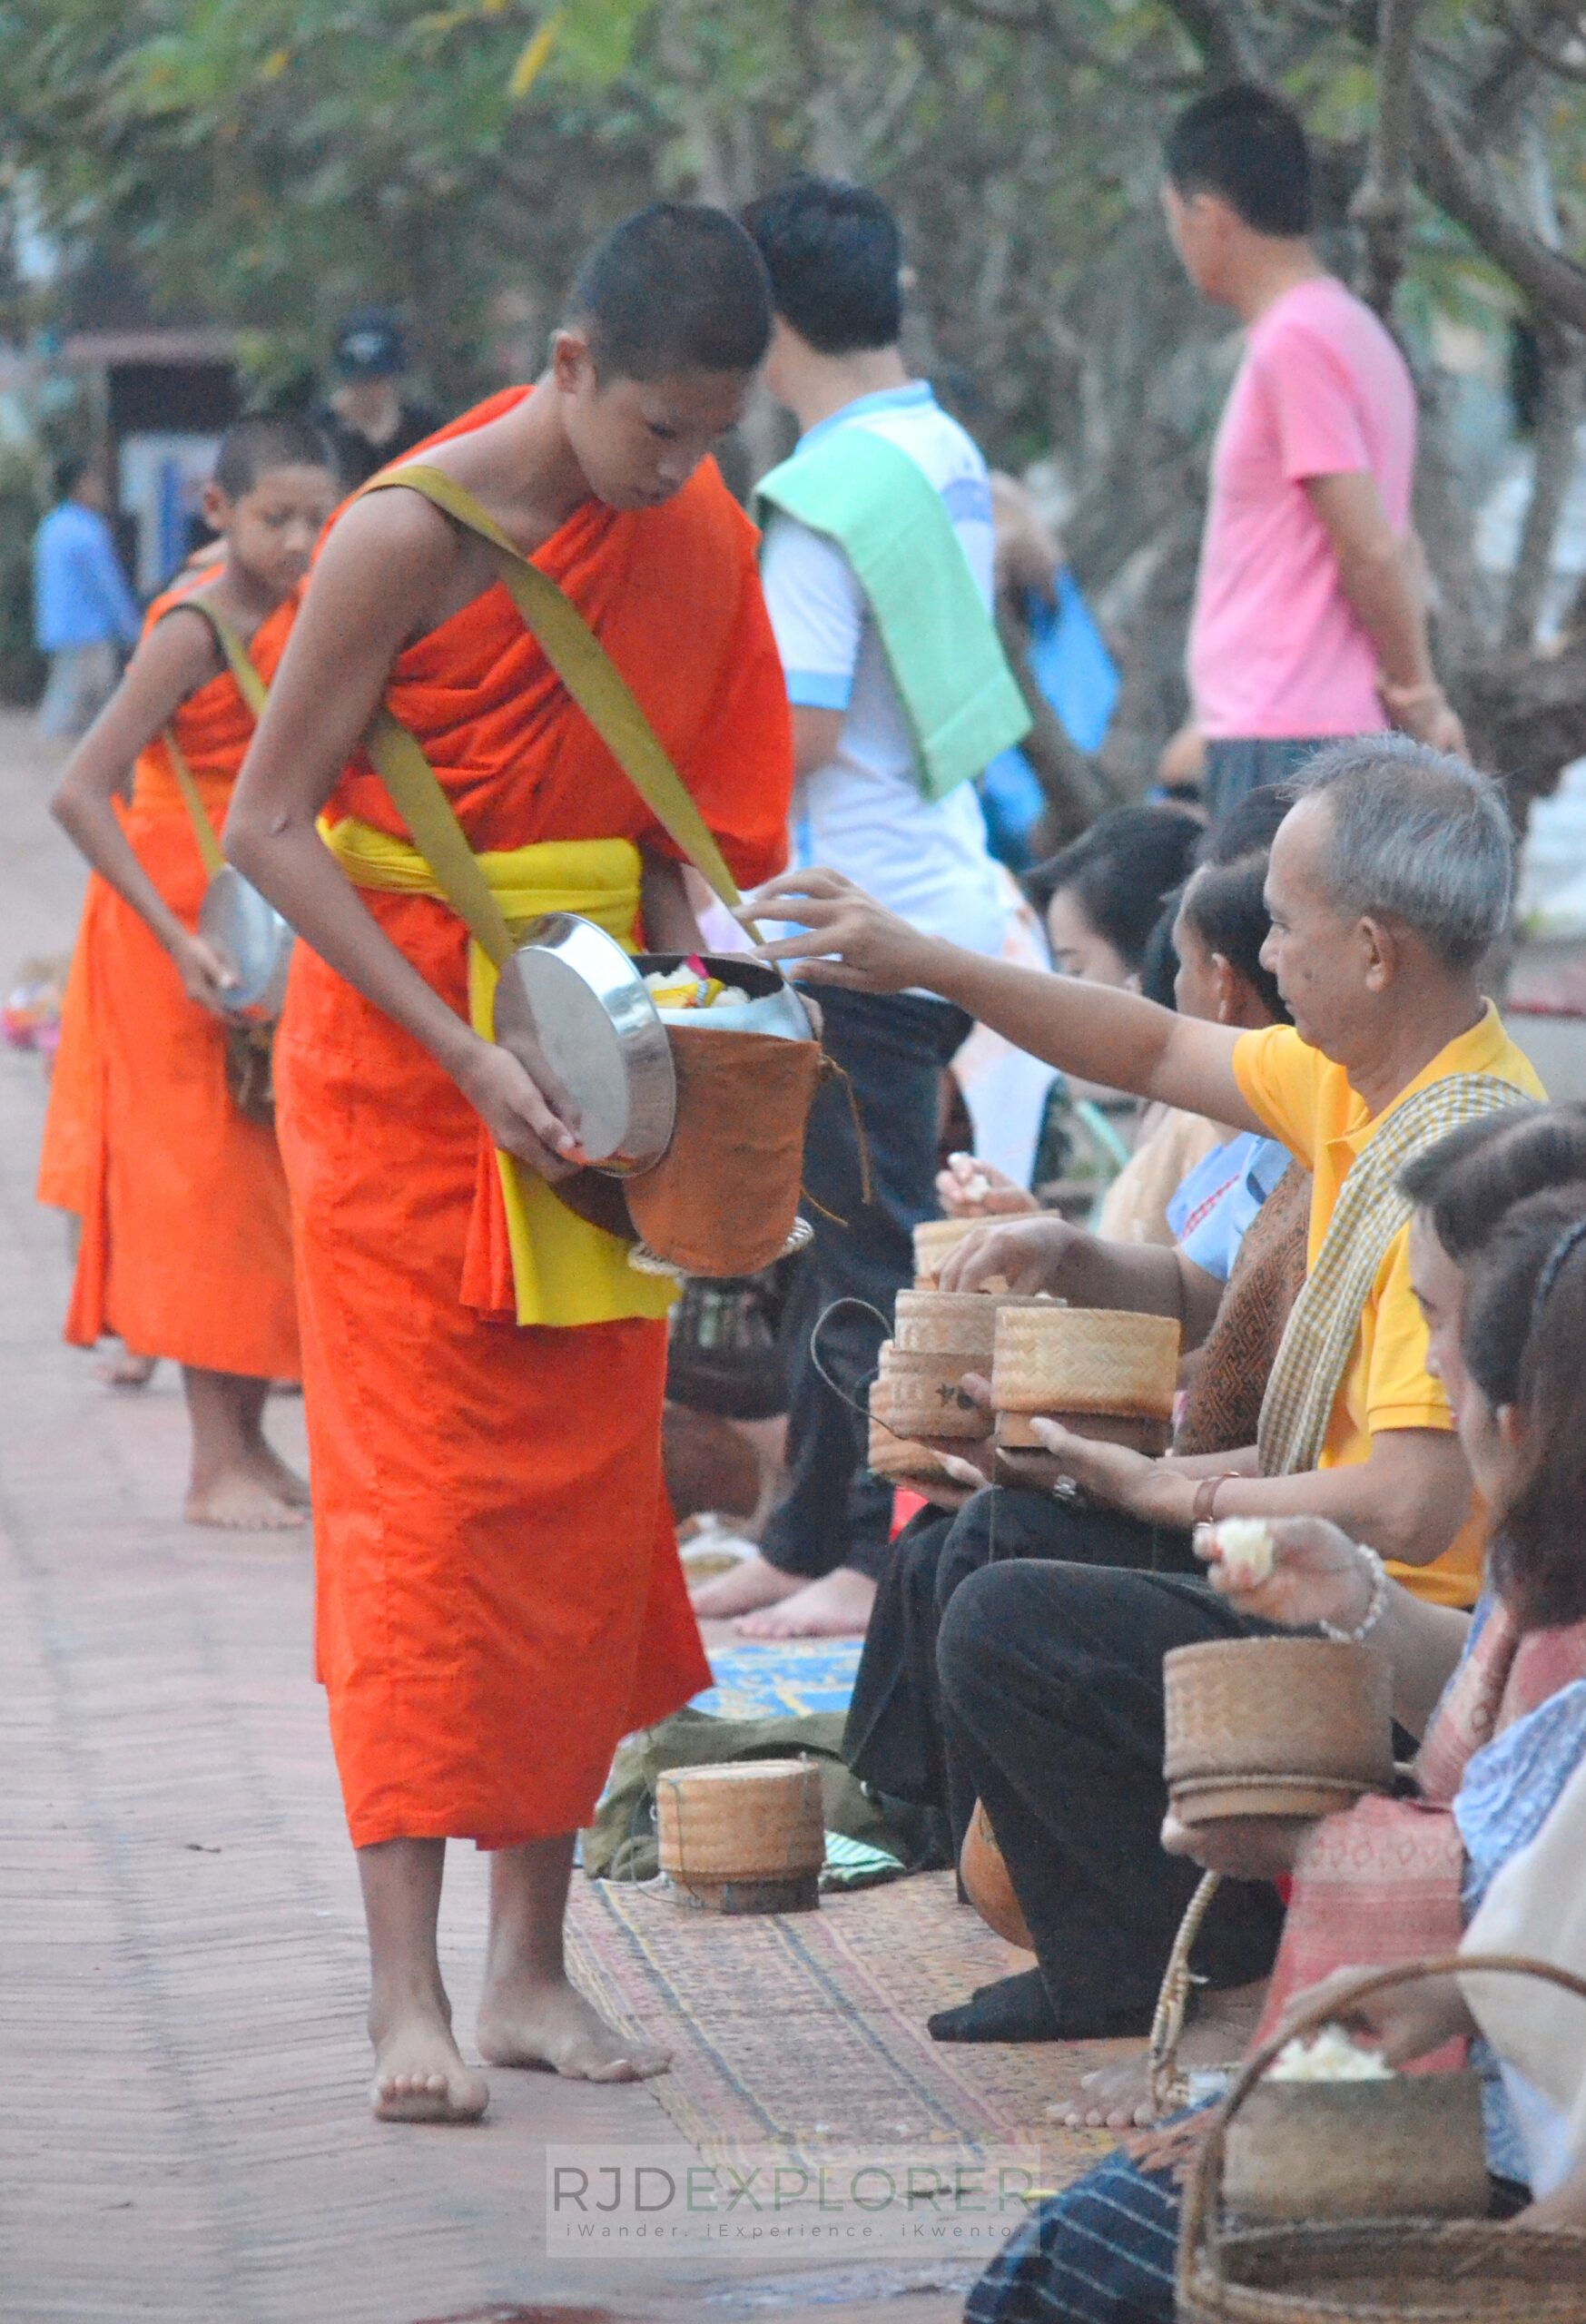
[0,714,967,2324]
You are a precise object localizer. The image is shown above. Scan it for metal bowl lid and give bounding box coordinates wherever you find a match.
[492,913,676,1176]
[197,866,295,1019]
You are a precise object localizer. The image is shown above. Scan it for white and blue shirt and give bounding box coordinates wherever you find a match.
[759,383,1007,958]
[1167,1130,1293,1284]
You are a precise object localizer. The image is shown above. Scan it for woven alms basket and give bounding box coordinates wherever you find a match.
[991,1304,1179,1417]
[894,1286,1056,1364]
[1177,1955,1586,2323]
[866,1386,952,1487]
[655,1758,824,1915]
[912,1215,983,1285]
[1164,1636,1394,1826]
[872,1339,990,1441]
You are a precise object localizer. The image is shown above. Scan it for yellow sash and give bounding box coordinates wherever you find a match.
[322,815,675,1329]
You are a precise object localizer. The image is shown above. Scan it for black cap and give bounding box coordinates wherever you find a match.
[332,307,409,380]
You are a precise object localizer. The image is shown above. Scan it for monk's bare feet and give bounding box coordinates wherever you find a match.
[184,1467,309,1531]
[371,2003,489,2125]
[1055,1980,1266,2129]
[734,1565,877,1640]
[688,1552,803,1619]
[245,1442,312,1510]
[478,1975,672,2083]
[94,1344,156,1388]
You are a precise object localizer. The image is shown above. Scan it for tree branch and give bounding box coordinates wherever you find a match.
[1350,0,1419,319]
[1490,0,1586,86]
[1503,322,1586,650]
[1411,82,1586,334]
[1154,0,1268,83]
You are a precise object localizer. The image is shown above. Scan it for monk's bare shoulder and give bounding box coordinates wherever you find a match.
[128,601,226,700]
[308,487,469,644]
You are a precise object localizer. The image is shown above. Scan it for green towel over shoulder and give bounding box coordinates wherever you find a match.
[756,426,1031,804]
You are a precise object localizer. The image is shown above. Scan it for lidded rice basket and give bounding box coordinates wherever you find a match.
[991,1304,1178,1458]
[893,1286,1054,1364]
[912,1216,983,1285]
[1163,1636,1394,1825]
[655,1758,824,1915]
[870,1339,990,1442]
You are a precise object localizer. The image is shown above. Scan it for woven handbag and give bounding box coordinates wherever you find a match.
[1176,1955,1586,2322]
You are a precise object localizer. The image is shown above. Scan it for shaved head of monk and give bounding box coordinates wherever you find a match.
[547,202,773,512]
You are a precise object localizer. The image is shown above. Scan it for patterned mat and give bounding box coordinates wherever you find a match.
[692,1637,863,1721]
[566,1866,1115,2181]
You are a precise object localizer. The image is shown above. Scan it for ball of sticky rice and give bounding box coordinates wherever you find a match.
[1269,2026,1394,2083]
[1213,1517,1276,1588]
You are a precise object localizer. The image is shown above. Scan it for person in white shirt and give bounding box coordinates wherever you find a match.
[692,178,1015,1640]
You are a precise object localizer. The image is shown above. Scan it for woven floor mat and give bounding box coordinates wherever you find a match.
[567,1867,1115,2180]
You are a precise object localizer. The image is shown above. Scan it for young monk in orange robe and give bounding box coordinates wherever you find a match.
[227,206,793,2122]
[40,417,339,1525]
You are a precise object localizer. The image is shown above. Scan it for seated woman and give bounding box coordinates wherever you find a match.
[967,1179,1586,2324]
[844,799,1303,2040]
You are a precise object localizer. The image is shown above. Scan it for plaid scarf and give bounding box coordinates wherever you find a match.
[1256,1071,1531,1479]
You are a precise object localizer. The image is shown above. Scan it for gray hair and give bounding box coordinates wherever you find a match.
[1288,735,1513,972]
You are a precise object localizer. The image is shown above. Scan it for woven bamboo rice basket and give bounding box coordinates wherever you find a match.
[1164,1636,1394,1826]
[994,1407,1174,1456]
[1176,1955,1586,2321]
[655,1758,824,1915]
[912,1215,983,1284]
[866,1374,952,1487]
[991,1304,1179,1416]
[893,1286,1053,1362]
[872,1339,990,1441]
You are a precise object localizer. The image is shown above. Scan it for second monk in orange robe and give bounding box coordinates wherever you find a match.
[41,417,338,1526]
[228,206,792,2122]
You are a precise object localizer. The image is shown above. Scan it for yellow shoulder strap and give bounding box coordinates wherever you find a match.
[153,596,268,881]
[362,709,517,970]
[163,727,226,878]
[361,462,753,929]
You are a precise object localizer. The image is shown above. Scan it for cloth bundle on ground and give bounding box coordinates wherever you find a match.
[582,1707,941,1887]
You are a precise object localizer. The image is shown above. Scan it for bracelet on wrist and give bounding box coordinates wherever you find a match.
[1318,1541,1389,1644]
[1190,1472,1240,1528]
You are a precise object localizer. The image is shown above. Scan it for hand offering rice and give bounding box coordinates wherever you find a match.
[1269,2026,1394,2083]
[1211,1516,1276,1589]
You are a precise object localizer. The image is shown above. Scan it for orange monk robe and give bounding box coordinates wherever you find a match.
[37,583,300,1384]
[275,389,793,1851]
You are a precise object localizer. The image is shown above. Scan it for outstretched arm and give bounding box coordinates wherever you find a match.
[744,865,1260,1134]
[52,608,239,1016]
[225,489,580,1180]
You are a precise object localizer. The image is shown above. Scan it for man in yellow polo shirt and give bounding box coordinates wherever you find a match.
[743,734,1541,2043]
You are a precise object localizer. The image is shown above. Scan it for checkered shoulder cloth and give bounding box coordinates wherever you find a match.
[1256,1072,1532,1480]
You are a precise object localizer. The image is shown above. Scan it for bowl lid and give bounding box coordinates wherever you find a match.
[492,912,676,1175]
[198,866,294,1017]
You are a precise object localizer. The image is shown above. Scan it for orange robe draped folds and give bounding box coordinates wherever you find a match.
[274,389,793,1849]
[37,586,300,1382]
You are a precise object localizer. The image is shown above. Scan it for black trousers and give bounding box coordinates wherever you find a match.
[938,1560,1288,2034]
[845,1485,1197,1846]
[760,985,972,1584]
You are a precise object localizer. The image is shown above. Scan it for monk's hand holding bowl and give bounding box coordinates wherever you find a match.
[456,1040,585,1184]
[173,930,245,1019]
[1197,1514,1373,1634]
[939,1214,1078,1294]
[740,867,935,993]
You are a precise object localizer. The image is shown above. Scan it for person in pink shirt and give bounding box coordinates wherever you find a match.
[1164,84,1464,820]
